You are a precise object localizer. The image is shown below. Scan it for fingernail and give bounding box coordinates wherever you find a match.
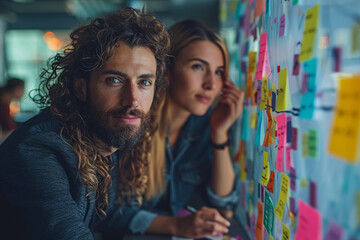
[226,221,231,226]
[218,232,223,237]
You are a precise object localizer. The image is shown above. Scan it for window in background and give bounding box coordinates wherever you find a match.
[5,30,69,121]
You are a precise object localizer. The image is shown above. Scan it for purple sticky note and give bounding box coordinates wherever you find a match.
[274,17,277,24]
[301,72,309,94]
[333,47,342,73]
[292,54,300,75]
[256,82,262,104]
[324,221,343,240]
[291,127,298,150]
[290,167,296,191]
[290,196,296,214]
[287,117,292,144]
[279,14,286,37]
[271,91,276,111]
[310,181,317,208]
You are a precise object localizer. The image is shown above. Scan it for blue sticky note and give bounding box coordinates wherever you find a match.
[299,58,317,119]
[265,0,271,19]
[241,108,249,141]
[255,110,263,146]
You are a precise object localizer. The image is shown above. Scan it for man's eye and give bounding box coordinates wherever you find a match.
[139,80,152,86]
[192,64,203,70]
[106,77,121,84]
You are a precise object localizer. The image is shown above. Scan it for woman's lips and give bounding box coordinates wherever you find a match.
[195,94,211,103]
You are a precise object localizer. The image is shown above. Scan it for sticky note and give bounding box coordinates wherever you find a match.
[276,113,287,171]
[264,192,274,236]
[267,170,275,193]
[276,68,292,111]
[291,127,298,150]
[255,202,264,240]
[255,33,268,81]
[250,0,255,5]
[263,110,272,147]
[285,146,293,171]
[259,77,269,110]
[241,108,249,141]
[293,0,299,5]
[246,72,253,98]
[282,224,290,240]
[260,151,270,185]
[351,22,360,54]
[324,221,343,240]
[299,59,317,119]
[301,73,308,94]
[255,110,263,146]
[251,112,257,128]
[310,181,317,208]
[271,84,276,111]
[333,47,342,72]
[302,132,309,157]
[256,82,262,105]
[294,200,322,240]
[279,14,286,37]
[274,172,289,222]
[256,0,265,18]
[299,5,320,62]
[290,167,296,191]
[248,51,257,73]
[265,0,271,18]
[308,129,317,158]
[270,111,277,143]
[290,196,296,213]
[219,1,227,22]
[286,117,292,144]
[329,75,360,162]
[292,54,300,75]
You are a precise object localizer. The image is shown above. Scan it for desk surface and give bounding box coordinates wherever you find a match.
[122,216,250,240]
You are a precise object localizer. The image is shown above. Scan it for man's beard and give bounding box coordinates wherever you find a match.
[84,106,150,151]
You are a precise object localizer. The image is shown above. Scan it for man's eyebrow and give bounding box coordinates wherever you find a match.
[101,70,155,79]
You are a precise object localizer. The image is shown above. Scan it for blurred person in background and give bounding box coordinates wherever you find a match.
[0,7,169,240]
[0,77,25,141]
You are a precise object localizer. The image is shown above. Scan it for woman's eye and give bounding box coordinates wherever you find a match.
[215,70,224,76]
[192,64,203,70]
[139,80,152,87]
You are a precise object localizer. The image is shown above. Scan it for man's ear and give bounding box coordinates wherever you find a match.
[74,78,87,102]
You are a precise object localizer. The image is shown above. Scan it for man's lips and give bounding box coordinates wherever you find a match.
[195,94,211,103]
[114,114,140,124]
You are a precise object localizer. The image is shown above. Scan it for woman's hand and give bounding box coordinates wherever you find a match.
[210,78,244,143]
[173,206,230,238]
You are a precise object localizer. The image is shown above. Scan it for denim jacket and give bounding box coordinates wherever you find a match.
[95,108,240,236]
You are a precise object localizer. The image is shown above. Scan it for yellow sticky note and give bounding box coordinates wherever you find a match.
[259,77,268,110]
[282,224,290,240]
[251,112,257,128]
[276,68,292,111]
[352,22,360,54]
[302,132,309,157]
[219,1,227,22]
[274,172,289,222]
[249,51,257,73]
[260,151,270,185]
[246,72,253,98]
[299,5,320,62]
[329,75,360,162]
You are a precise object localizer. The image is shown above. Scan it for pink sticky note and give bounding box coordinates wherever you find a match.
[279,14,286,37]
[276,113,287,172]
[294,200,322,240]
[255,33,268,81]
[274,17,277,23]
[250,0,255,5]
[324,221,343,240]
[285,146,292,171]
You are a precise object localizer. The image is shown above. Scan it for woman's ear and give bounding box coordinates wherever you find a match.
[74,78,87,102]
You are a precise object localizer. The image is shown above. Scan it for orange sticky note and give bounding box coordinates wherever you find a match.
[263,110,272,147]
[266,170,275,193]
[255,202,264,240]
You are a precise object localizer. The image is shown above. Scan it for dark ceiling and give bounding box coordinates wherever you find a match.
[0,0,220,31]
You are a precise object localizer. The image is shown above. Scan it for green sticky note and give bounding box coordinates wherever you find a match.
[308,129,317,158]
[264,191,274,236]
[292,0,299,5]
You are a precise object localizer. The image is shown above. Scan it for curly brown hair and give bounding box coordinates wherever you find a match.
[31,7,170,217]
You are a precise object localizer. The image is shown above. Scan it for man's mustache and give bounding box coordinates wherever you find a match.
[108,107,145,118]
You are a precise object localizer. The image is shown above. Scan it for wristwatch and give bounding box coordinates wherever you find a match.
[211,138,230,150]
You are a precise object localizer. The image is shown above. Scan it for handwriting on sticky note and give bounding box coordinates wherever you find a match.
[300,59,317,119]
[260,151,270,185]
[294,200,322,240]
[276,68,291,111]
[263,110,272,147]
[299,5,320,62]
[267,170,275,193]
[308,129,317,158]
[282,224,290,240]
[264,192,274,236]
[276,113,287,171]
[259,77,268,110]
[329,75,360,162]
[291,127,298,150]
[274,172,289,222]
[285,146,293,171]
[302,132,308,157]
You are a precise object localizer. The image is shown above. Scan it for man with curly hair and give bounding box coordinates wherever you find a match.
[0,7,169,240]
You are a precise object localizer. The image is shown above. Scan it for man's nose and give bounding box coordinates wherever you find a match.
[122,82,139,108]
